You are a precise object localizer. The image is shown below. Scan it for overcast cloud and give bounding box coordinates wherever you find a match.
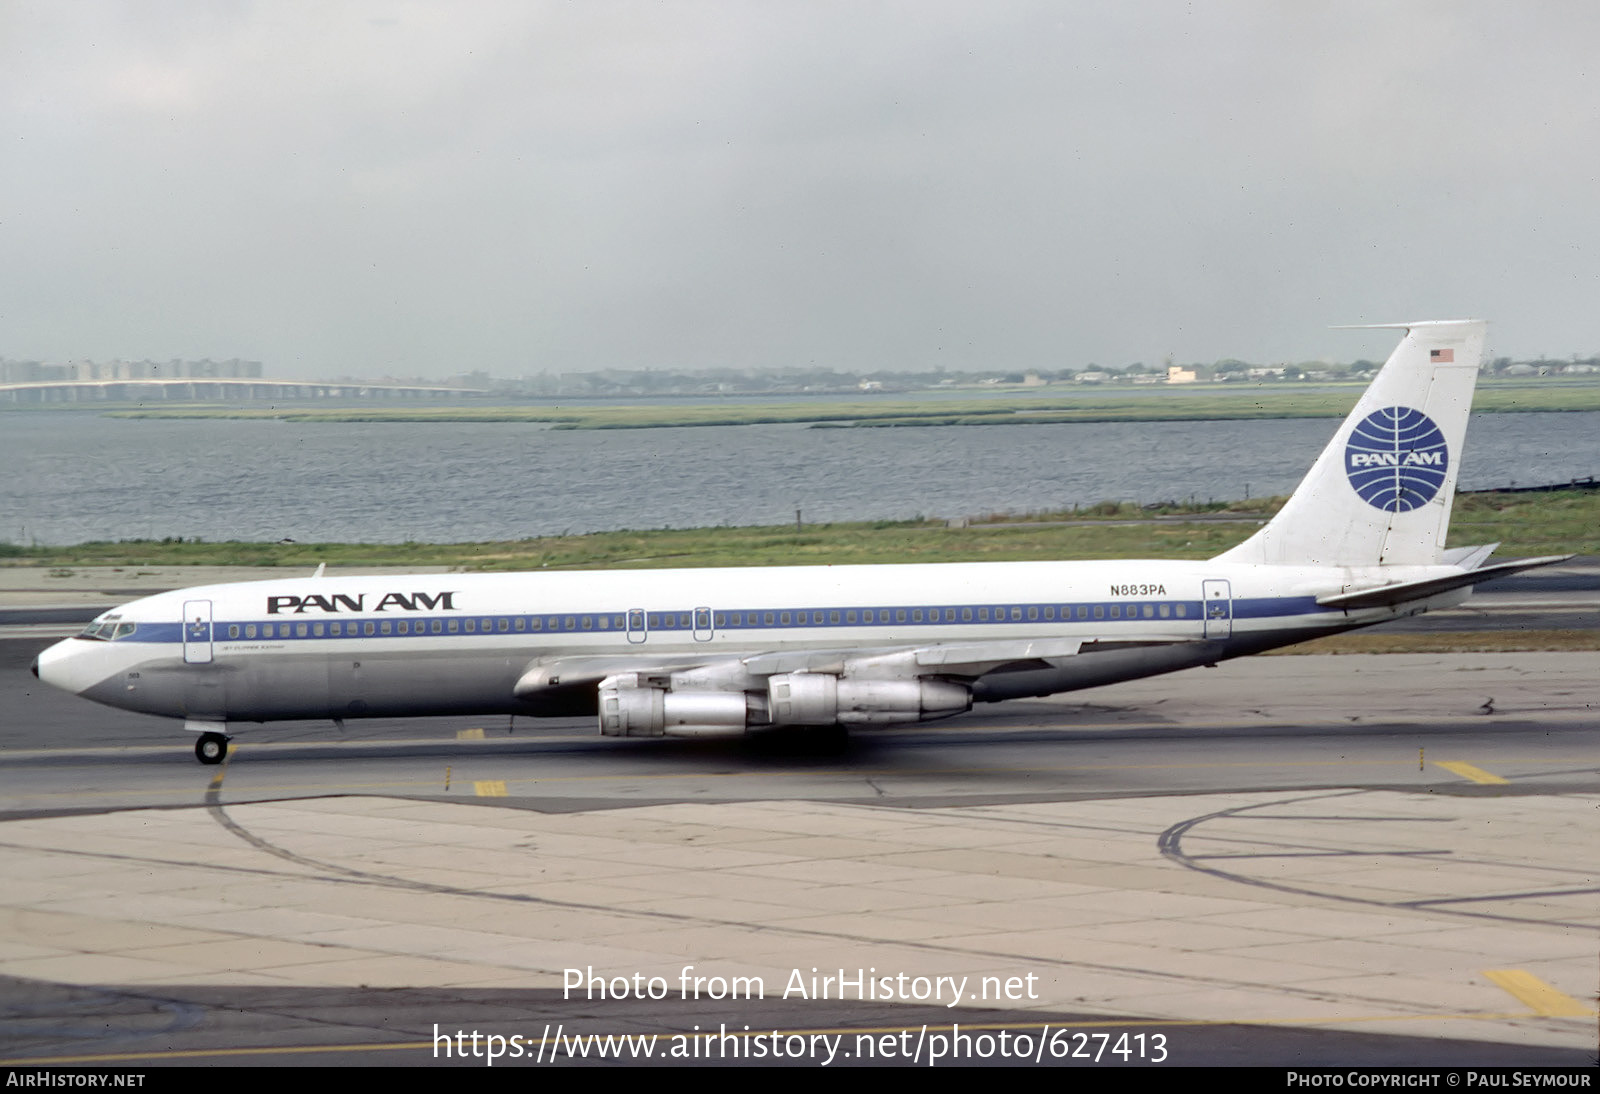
[3,2,1598,378]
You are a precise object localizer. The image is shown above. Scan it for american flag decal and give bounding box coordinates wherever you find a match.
[1430,348,1455,362]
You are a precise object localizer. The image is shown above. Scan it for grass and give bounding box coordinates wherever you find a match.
[3,488,1595,570]
[94,379,1600,429]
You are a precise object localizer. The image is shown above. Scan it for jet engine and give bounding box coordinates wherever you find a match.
[595,670,971,737]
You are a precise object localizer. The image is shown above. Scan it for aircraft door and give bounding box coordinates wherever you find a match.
[183,600,214,664]
[627,608,647,644]
[693,607,713,642]
[1202,580,1232,640]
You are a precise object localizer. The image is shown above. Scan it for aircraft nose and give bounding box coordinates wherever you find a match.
[33,638,96,695]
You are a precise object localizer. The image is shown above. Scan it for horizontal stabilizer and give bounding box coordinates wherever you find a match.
[1316,555,1572,611]
[1439,543,1499,570]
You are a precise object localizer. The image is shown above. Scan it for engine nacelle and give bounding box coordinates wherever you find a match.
[767,673,971,726]
[597,674,762,738]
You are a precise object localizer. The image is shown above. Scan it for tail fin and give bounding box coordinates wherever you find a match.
[1213,320,1486,567]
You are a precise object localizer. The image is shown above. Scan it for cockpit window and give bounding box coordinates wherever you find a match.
[77,617,135,641]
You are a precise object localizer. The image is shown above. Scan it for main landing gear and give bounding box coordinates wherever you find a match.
[194,731,230,765]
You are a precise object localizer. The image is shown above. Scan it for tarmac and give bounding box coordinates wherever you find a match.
[2,565,1597,1065]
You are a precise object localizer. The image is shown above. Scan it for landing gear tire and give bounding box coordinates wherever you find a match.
[195,732,229,765]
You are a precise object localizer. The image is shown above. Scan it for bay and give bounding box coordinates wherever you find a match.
[2,410,1596,545]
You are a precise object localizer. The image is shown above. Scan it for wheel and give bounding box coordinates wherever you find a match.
[194,732,229,765]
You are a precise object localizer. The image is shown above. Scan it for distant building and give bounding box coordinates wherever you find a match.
[1166,366,1197,384]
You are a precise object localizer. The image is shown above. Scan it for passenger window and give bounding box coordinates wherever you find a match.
[296,623,308,637]
[1027,607,1038,621]
[1143,604,1155,618]
[314,623,325,636]
[447,620,458,633]
[978,608,989,621]
[1110,606,1121,619]
[246,624,257,638]
[515,618,526,631]
[433,620,443,633]
[1176,604,1188,618]
[379,621,391,635]
[228,625,240,639]
[896,609,907,623]
[1093,606,1104,619]
[465,619,476,633]
[1159,604,1170,618]
[330,622,341,636]
[582,616,593,630]
[846,611,857,624]
[365,622,376,636]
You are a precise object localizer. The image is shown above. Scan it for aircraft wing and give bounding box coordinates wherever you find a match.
[513,635,1092,699]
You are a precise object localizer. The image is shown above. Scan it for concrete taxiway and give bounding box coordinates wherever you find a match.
[2,636,1597,1066]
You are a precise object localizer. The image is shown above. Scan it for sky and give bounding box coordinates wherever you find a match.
[3,1,1599,379]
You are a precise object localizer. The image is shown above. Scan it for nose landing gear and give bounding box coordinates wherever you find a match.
[195,732,230,765]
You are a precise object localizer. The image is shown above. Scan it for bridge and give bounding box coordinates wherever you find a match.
[0,379,487,403]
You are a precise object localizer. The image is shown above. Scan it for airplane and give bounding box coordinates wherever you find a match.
[33,320,1571,764]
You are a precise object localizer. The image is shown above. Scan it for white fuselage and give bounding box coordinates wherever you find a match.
[34,557,1464,726]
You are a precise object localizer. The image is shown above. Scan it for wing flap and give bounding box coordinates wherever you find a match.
[513,654,713,697]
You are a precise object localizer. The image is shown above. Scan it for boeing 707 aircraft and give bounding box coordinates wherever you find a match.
[34,320,1569,763]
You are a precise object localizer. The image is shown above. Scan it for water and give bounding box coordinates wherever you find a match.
[2,410,1596,545]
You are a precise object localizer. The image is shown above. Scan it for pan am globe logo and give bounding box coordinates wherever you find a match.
[1344,407,1449,512]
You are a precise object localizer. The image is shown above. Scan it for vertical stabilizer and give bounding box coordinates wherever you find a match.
[1213,320,1485,567]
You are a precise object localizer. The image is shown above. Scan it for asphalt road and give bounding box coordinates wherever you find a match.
[3,633,1596,1068]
